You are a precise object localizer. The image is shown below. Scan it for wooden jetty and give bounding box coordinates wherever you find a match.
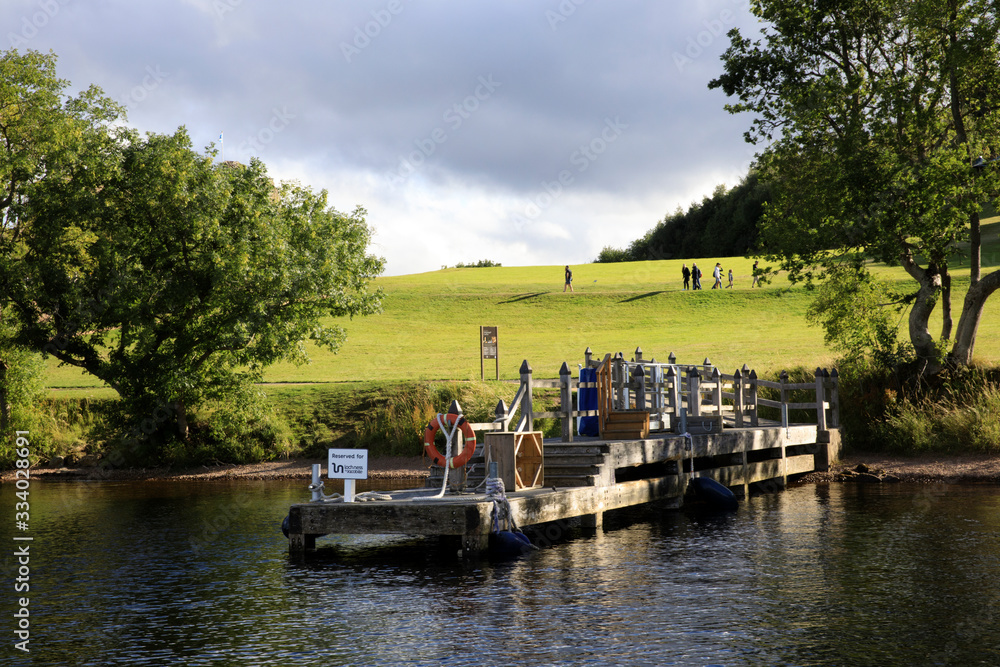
[286,349,841,556]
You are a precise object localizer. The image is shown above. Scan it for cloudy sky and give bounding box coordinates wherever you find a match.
[5,0,765,276]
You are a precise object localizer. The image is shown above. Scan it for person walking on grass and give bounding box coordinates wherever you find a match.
[691,263,702,290]
[682,263,691,290]
[564,265,574,292]
[751,260,760,288]
[727,268,734,288]
[712,262,722,289]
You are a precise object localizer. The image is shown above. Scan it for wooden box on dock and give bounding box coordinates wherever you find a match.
[484,432,544,491]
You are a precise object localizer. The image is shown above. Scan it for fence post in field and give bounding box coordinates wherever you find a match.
[519,360,534,432]
[815,367,828,431]
[734,367,744,427]
[560,361,573,442]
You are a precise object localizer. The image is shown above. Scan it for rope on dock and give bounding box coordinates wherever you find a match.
[486,476,519,533]
[429,412,460,499]
[307,480,393,502]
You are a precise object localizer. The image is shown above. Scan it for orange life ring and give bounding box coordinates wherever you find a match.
[423,413,477,469]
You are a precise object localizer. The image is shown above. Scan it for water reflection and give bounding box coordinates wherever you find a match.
[2,479,998,666]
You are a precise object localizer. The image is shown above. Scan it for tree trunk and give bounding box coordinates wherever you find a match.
[175,399,189,441]
[900,255,943,375]
[940,268,953,342]
[908,273,943,375]
[969,210,981,285]
[949,268,1000,366]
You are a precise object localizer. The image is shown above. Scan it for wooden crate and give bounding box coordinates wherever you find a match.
[484,432,544,491]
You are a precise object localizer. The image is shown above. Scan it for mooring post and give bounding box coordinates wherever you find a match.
[310,464,323,502]
[560,361,573,442]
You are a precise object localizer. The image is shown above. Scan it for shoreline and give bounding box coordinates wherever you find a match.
[5,452,1000,484]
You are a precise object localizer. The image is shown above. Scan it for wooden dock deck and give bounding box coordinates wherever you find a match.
[286,423,840,556]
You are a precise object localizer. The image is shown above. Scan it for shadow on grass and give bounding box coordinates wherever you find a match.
[499,292,548,304]
[619,291,664,303]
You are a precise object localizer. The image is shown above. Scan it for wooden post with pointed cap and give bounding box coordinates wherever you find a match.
[632,363,646,411]
[829,368,840,428]
[814,367,828,431]
[560,361,574,442]
[734,368,744,428]
[518,360,533,432]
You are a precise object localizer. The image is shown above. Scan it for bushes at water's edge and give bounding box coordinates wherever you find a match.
[838,363,1000,455]
[0,381,563,469]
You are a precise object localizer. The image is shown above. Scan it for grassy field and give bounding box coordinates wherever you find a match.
[45,220,1000,391]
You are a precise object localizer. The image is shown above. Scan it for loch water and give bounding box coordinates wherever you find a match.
[3,478,999,666]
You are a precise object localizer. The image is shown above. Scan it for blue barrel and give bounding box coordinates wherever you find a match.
[578,367,599,436]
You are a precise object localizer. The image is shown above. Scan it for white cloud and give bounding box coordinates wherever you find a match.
[2,0,767,276]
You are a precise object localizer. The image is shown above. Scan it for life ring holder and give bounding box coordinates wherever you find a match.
[423,413,477,469]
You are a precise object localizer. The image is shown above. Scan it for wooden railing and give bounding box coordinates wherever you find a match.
[471,347,839,442]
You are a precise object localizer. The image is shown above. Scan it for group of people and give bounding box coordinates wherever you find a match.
[681,260,759,290]
[562,261,761,292]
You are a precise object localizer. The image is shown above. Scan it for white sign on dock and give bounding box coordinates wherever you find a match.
[328,449,368,479]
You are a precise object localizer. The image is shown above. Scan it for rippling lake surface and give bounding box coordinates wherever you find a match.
[3,478,999,666]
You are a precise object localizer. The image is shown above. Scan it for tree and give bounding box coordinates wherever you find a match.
[710,0,1000,375]
[1,50,384,454]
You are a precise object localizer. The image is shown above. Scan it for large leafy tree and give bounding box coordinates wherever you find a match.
[710,0,1000,375]
[1,50,383,448]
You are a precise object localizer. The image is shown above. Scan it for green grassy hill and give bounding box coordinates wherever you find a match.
[46,220,1000,392]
